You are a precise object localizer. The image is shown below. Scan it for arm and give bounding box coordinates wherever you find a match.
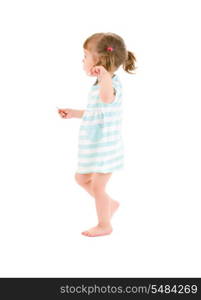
[88,66,115,103]
[98,73,115,103]
[58,108,85,119]
[73,109,85,118]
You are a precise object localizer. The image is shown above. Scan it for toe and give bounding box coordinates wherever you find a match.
[82,230,90,236]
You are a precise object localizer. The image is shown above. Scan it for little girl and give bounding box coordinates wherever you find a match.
[58,32,137,237]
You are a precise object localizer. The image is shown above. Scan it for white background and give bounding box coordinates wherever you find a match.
[0,0,200,277]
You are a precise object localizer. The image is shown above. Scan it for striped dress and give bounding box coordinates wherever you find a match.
[76,73,124,174]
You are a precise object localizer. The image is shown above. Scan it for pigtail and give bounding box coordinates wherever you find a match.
[123,50,137,74]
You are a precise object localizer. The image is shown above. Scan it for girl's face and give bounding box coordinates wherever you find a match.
[82,49,98,75]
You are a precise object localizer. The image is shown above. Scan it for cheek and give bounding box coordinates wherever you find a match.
[85,60,92,68]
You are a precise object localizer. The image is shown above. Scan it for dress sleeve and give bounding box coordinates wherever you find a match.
[111,77,122,103]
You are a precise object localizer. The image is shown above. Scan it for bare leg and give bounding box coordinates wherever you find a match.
[78,179,120,217]
[81,173,114,237]
[75,173,119,217]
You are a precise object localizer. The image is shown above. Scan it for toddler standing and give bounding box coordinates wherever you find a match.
[58,32,137,237]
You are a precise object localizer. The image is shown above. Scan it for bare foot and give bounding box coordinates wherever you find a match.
[110,199,120,217]
[82,224,113,237]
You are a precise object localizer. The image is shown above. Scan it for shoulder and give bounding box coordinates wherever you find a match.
[111,75,123,103]
[112,74,122,85]
[112,75,122,93]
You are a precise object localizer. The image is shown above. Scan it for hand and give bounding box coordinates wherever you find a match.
[88,66,109,80]
[58,108,73,119]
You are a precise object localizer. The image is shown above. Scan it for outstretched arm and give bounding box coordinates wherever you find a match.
[73,109,85,118]
[58,108,85,119]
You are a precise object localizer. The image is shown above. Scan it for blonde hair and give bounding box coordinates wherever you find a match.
[83,32,137,83]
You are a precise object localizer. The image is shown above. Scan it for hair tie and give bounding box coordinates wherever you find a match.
[107,46,114,52]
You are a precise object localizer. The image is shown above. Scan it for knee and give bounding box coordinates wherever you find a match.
[74,173,83,186]
[74,173,92,187]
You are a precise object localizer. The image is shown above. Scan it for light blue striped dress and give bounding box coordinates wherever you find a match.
[76,73,124,174]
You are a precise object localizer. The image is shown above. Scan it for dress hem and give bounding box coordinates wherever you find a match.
[76,167,124,174]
